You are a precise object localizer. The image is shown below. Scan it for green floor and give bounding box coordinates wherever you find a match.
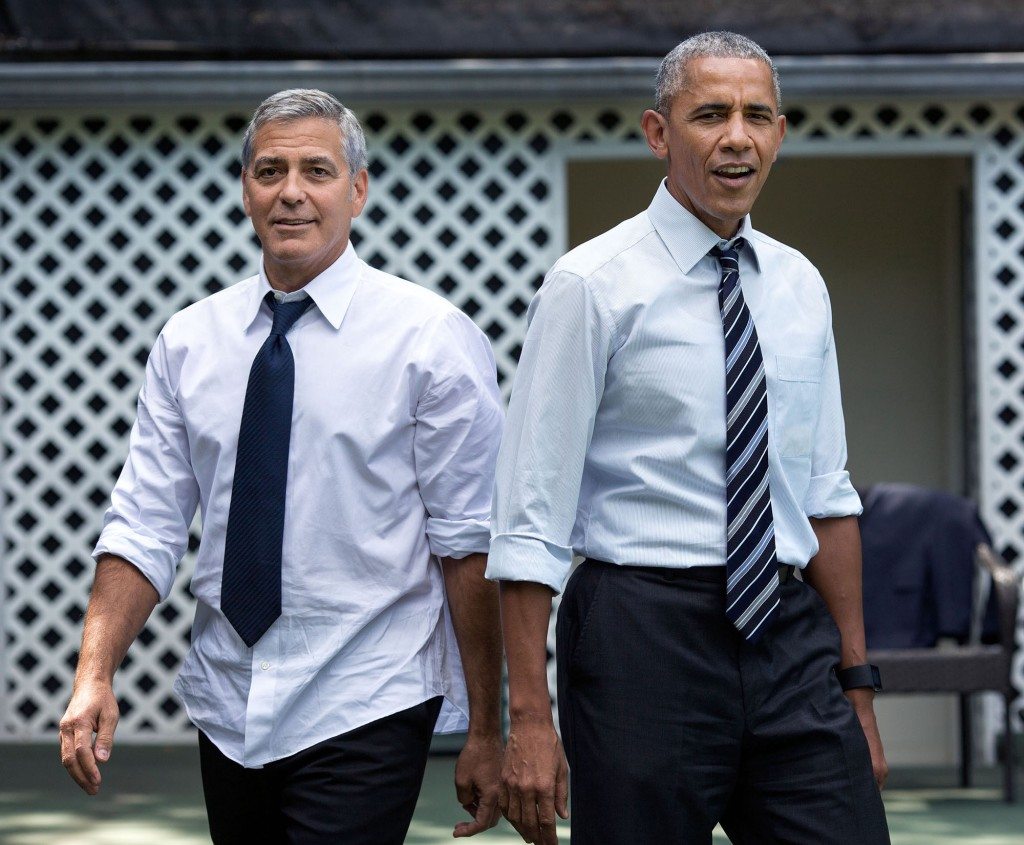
[1,744,1021,844]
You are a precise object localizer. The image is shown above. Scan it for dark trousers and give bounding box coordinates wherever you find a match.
[557,561,890,845]
[198,696,443,845]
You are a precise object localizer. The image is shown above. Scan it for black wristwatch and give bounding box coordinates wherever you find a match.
[836,664,882,692]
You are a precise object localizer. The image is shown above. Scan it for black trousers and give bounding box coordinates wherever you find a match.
[198,696,443,845]
[557,561,890,845]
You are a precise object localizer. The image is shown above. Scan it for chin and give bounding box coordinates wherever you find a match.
[267,250,316,267]
[714,204,753,223]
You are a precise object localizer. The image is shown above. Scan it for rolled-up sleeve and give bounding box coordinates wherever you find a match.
[487,271,613,593]
[414,310,504,559]
[93,332,200,600]
[804,314,862,519]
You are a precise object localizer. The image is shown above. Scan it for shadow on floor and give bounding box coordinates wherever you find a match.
[1,744,1020,844]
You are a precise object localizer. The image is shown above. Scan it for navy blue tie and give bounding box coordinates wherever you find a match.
[713,241,780,643]
[221,293,312,647]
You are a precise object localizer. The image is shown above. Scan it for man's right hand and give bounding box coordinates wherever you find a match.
[59,679,120,795]
[500,715,569,845]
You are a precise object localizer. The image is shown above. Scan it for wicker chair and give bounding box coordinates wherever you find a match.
[859,484,1020,802]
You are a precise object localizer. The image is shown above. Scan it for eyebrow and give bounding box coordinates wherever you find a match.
[301,155,339,169]
[692,102,776,115]
[251,155,339,169]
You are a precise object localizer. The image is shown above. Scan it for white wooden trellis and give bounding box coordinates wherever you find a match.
[1,97,1023,742]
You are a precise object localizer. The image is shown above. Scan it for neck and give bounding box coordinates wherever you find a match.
[663,182,742,240]
[262,243,349,293]
[263,269,314,294]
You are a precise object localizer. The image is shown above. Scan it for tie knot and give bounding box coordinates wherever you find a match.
[267,294,311,336]
[711,237,745,266]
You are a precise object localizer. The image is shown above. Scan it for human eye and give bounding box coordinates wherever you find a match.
[254,166,280,179]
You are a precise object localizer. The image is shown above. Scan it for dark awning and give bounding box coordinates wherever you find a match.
[3,0,1024,61]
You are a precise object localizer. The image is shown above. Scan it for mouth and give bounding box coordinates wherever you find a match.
[711,164,756,184]
[272,219,315,228]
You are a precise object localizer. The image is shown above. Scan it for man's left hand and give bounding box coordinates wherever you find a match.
[846,689,888,789]
[453,732,504,837]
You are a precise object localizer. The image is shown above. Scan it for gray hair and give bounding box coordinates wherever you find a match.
[241,88,368,176]
[655,31,781,115]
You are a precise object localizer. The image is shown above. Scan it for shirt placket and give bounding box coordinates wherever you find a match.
[242,625,282,766]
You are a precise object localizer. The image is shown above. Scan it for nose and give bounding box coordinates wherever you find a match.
[279,171,306,204]
[720,112,752,152]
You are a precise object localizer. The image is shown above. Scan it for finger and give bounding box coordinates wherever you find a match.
[506,789,530,842]
[60,727,92,794]
[455,774,477,813]
[94,703,118,763]
[73,725,101,790]
[453,813,487,838]
[537,794,559,845]
[519,791,543,845]
[451,798,481,837]
[505,786,521,826]
[555,762,569,819]
[480,790,501,829]
[454,790,501,837]
[475,790,499,831]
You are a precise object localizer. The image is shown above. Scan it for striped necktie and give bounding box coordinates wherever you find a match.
[221,293,312,647]
[713,241,780,643]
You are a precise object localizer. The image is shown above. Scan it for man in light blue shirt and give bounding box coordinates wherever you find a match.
[489,32,890,844]
[59,89,505,844]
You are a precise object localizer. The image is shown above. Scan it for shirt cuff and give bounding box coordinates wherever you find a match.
[485,533,572,594]
[92,525,177,601]
[426,516,491,559]
[804,470,863,519]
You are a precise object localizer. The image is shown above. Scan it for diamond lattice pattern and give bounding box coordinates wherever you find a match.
[1,99,1023,739]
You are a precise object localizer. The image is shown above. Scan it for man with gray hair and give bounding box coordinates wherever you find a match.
[491,32,890,844]
[59,88,505,843]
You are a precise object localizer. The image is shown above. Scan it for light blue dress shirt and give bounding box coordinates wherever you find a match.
[487,182,861,593]
[95,244,504,766]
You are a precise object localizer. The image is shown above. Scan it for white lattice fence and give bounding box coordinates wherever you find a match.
[0,104,569,739]
[2,96,1023,741]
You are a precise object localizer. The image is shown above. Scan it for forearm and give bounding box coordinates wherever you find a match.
[75,555,159,687]
[499,580,555,724]
[60,554,158,794]
[804,514,888,786]
[803,515,868,669]
[441,553,503,736]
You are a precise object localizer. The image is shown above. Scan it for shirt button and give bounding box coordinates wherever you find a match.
[260,661,270,671]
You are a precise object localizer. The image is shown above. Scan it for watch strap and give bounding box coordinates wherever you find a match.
[836,664,882,692]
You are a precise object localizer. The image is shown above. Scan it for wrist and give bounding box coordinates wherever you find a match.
[74,675,115,694]
[508,707,555,727]
[507,682,555,724]
[75,661,116,688]
[844,686,877,713]
[466,718,503,740]
[836,663,882,692]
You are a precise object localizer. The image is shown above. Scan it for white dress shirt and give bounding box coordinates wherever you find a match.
[95,244,504,767]
[488,182,861,593]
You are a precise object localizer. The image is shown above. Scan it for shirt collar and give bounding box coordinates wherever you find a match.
[245,242,362,331]
[647,180,762,274]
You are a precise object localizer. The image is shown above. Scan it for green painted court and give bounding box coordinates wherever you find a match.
[2,745,1020,844]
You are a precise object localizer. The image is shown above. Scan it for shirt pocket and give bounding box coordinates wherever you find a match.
[774,354,823,458]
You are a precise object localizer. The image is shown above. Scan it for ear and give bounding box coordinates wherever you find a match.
[350,168,369,219]
[770,113,787,164]
[641,109,670,160]
[241,172,252,219]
